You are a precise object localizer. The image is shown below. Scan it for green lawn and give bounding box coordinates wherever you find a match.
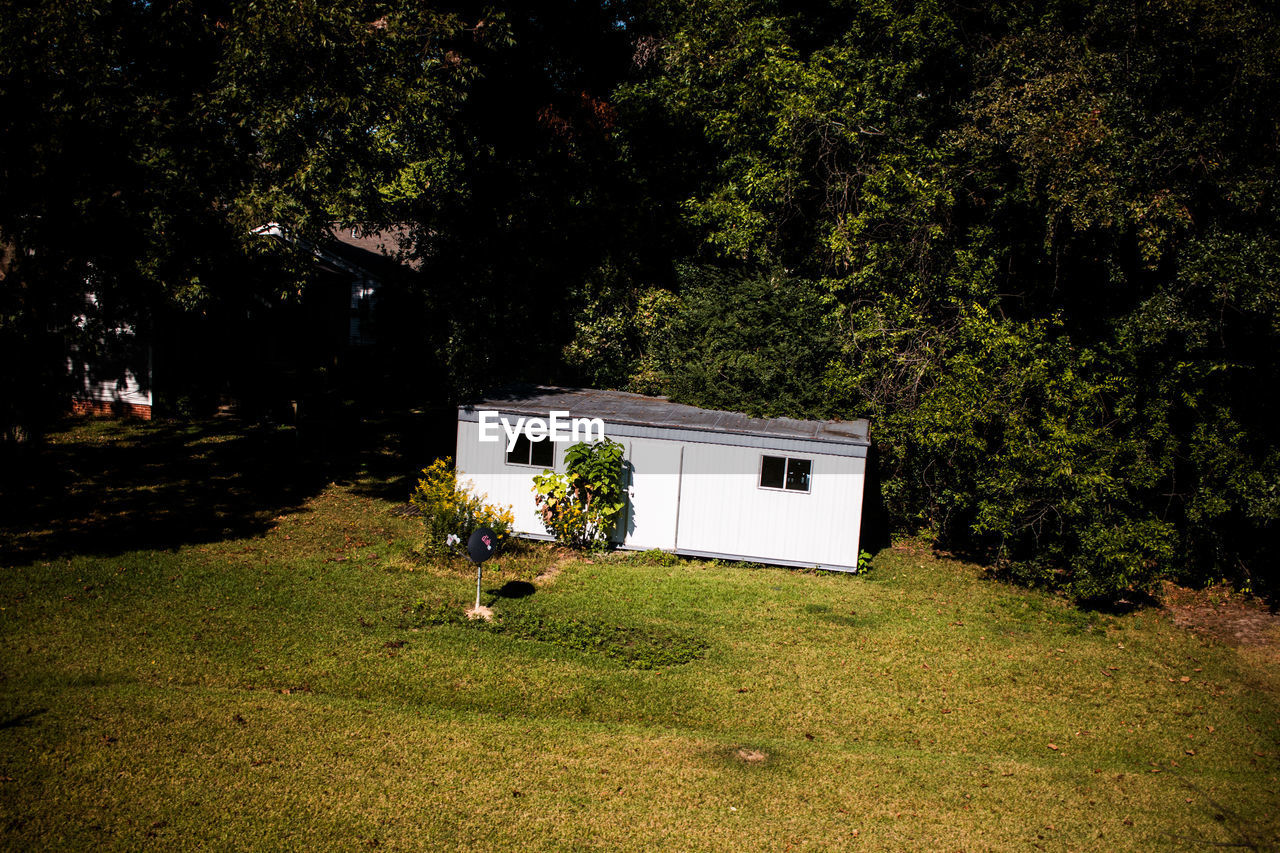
[1,420,1277,850]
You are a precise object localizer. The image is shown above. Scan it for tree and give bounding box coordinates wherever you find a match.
[533,439,626,549]
[643,265,838,418]
[614,0,1280,598]
[0,0,486,434]
[1,0,234,439]
[4,0,1275,599]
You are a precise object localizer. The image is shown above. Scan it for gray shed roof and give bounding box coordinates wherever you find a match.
[461,386,870,447]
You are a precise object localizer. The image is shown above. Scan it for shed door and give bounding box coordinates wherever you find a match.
[622,440,682,551]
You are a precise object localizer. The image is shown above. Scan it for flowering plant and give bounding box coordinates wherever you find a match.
[410,458,515,555]
[532,439,625,550]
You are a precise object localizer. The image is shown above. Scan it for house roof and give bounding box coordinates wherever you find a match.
[326,225,423,274]
[462,385,870,447]
[251,222,423,280]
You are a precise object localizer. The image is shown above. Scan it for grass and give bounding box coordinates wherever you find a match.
[1,419,1278,850]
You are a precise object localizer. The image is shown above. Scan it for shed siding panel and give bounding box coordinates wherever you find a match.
[675,444,865,569]
[456,420,557,537]
[622,438,682,550]
[457,412,867,571]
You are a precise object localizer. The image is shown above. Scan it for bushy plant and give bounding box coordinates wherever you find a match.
[410,458,515,555]
[532,439,626,550]
[642,266,839,417]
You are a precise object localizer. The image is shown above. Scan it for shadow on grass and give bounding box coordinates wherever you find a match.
[491,580,537,600]
[0,708,47,730]
[0,418,323,563]
[0,408,450,564]
[803,602,884,629]
[1172,778,1274,852]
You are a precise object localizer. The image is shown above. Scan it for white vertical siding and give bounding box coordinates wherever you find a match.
[455,420,557,537]
[456,417,867,569]
[622,438,682,550]
[674,443,865,570]
[67,294,152,412]
[76,366,152,408]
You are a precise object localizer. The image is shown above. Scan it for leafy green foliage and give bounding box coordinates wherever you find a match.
[410,458,515,556]
[642,265,839,417]
[5,0,1277,600]
[0,0,485,434]
[533,439,626,550]
[617,0,1280,600]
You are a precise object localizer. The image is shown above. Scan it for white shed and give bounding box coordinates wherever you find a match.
[456,386,871,572]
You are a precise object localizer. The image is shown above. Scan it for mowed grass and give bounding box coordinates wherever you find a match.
[1,421,1278,850]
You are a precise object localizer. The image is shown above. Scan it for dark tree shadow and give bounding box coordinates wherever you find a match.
[859,444,891,553]
[0,418,323,563]
[0,409,437,564]
[1168,778,1274,851]
[352,404,460,502]
[1076,588,1162,614]
[622,458,637,541]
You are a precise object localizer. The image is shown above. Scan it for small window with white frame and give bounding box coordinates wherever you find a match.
[759,455,812,493]
[506,434,555,468]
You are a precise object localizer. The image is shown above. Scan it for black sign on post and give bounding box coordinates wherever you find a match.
[467,527,498,613]
[467,527,497,565]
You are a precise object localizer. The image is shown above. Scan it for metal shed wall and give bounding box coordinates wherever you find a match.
[673,442,864,571]
[456,408,869,571]
[619,436,683,551]
[455,418,559,539]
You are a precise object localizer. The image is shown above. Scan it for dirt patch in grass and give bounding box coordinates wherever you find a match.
[466,605,495,622]
[1161,581,1280,661]
[533,548,579,586]
[389,502,423,518]
[735,748,767,764]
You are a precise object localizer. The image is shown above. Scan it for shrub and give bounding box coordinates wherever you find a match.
[626,548,682,567]
[410,458,515,555]
[532,439,626,550]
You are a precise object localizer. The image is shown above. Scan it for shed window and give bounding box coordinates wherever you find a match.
[760,455,811,492]
[506,434,554,467]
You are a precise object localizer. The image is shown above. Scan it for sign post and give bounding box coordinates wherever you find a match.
[466,527,498,616]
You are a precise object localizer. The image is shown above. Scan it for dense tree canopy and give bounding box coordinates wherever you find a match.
[1,0,1275,599]
[603,0,1280,599]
